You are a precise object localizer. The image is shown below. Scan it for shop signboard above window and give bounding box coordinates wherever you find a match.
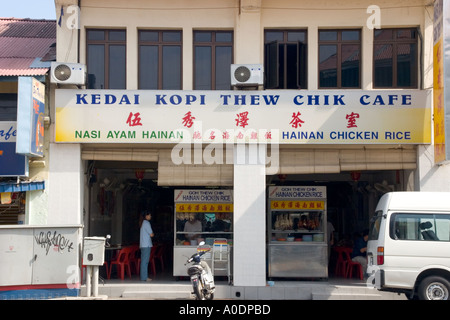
[54,89,431,145]
[16,77,45,157]
[0,122,28,177]
[269,186,326,199]
[174,189,233,203]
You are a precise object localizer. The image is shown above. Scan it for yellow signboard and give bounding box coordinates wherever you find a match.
[176,203,233,212]
[433,0,447,163]
[434,38,445,163]
[270,200,325,210]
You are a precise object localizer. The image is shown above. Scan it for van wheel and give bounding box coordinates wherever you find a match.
[418,276,450,300]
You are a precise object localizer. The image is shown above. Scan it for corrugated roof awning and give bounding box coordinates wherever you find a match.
[0,18,56,77]
[0,180,45,193]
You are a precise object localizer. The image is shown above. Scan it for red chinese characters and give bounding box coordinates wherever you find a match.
[235,111,250,128]
[290,112,305,128]
[126,112,142,127]
[182,111,196,128]
[346,112,360,128]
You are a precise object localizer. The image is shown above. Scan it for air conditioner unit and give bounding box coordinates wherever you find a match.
[231,64,263,87]
[50,62,86,85]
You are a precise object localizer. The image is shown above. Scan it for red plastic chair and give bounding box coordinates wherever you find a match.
[148,245,158,276]
[128,245,140,275]
[342,248,364,280]
[150,244,165,273]
[333,247,351,277]
[107,246,133,280]
[346,259,364,280]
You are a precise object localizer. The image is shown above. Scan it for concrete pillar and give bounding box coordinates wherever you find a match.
[234,0,262,64]
[126,27,138,90]
[233,144,266,286]
[417,145,450,192]
[48,143,83,225]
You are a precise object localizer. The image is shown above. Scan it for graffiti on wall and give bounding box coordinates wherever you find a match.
[34,231,75,255]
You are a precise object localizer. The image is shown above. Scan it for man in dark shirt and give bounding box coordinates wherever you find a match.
[351,229,369,276]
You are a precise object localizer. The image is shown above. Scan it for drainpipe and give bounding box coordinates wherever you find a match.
[78,0,81,64]
[417,27,423,90]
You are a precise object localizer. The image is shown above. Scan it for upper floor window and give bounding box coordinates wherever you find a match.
[373,28,418,88]
[0,94,17,121]
[138,30,182,90]
[264,30,307,89]
[193,31,233,90]
[319,29,361,88]
[86,29,126,89]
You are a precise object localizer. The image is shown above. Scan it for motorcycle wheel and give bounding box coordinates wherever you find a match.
[205,292,214,300]
[193,280,205,300]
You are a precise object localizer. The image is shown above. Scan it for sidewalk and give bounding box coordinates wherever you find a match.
[77,274,406,300]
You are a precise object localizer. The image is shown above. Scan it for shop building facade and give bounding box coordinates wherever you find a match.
[32,0,448,291]
[0,18,84,299]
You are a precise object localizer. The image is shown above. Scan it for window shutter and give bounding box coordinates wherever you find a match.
[265,41,279,89]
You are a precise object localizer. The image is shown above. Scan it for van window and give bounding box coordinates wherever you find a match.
[369,210,383,240]
[390,213,450,241]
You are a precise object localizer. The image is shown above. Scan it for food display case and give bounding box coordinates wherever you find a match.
[268,186,328,278]
[173,189,233,276]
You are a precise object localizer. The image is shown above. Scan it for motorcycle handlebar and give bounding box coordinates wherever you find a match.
[184,248,211,264]
[105,234,111,247]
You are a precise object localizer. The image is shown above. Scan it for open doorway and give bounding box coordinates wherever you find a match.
[85,160,175,279]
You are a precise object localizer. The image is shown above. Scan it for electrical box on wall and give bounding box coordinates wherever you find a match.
[82,237,105,266]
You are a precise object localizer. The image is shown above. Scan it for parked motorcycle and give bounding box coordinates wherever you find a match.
[185,241,215,300]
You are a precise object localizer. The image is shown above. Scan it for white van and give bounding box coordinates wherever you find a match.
[367,192,450,300]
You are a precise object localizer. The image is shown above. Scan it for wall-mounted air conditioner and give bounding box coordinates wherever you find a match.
[231,64,263,87]
[50,62,86,85]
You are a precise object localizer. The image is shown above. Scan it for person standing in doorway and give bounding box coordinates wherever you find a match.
[140,210,154,282]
